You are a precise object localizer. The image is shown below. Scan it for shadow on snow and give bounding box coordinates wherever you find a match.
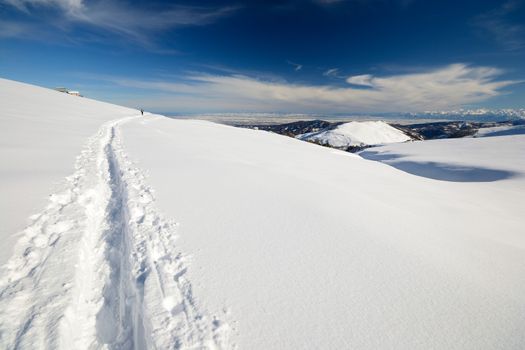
[360,150,517,183]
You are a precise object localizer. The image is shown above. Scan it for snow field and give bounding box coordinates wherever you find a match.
[2,78,525,349]
[121,116,525,349]
[474,124,525,137]
[0,117,228,349]
[0,78,137,265]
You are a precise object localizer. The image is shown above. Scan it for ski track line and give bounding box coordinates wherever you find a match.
[0,116,230,350]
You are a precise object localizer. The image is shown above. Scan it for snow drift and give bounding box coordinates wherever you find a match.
[297,120,411,148]
[1,78,525,349]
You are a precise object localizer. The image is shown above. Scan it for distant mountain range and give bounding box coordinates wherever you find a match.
[171,109,525,125]
[403,109,525,121]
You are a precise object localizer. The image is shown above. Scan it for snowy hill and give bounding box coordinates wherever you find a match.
[1,78,525,349]
[0,78,137,264]
[297,120,411,148]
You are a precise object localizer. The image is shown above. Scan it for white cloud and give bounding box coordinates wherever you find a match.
[102,63,519,113]
[346,74,374,86]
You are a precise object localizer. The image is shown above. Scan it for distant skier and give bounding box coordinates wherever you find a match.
[140,108,144,116]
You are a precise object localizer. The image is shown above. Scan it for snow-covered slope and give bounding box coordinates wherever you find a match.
[2,78,525,349]
[297,120,411,147]
[474,124,525,137]
[0,78,137,264]
[122,117,525,349]
[360,135,525,182]
[0,79,225,348]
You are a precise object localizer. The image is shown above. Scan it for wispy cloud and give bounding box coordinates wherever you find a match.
[323,68,343,78]
[314,0,345,4]
[313,0,415,5]
[1,0,238,47]
[3,0,83,13]
[472,0,525,51]
[287,60,303,71]
[0,20,33,38]
[97,63,519,113]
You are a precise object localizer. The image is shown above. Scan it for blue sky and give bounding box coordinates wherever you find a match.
[1,0,524,113]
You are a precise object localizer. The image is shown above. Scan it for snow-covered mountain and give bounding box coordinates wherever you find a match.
[297,120,412,148]
[1,78,525,349]
[411,108,525,120]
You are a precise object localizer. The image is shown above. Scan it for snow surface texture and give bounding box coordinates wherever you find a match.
[0,78,137,265]
[0,80,227,349]
[0,117,228,349]
[297,120,411,147]
[122,117,525,349]
[2,78,525,349]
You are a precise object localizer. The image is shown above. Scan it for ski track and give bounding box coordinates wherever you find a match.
[0,116,229,349]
